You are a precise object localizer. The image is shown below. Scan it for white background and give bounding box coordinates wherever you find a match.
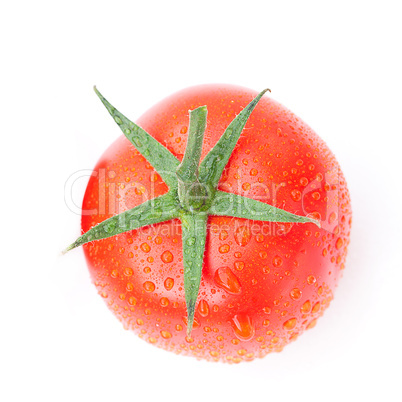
[1,1,401,401]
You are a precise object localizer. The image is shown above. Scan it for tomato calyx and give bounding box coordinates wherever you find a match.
[63,87,320,335]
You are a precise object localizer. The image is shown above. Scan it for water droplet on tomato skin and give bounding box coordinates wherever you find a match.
[124,267,133,276]
[336,237,344,249]
[300,177,309,186]
[307,275,316,285]
[161,330,172,339]
[161,250,174,263]
[290,189,301,202]
[290,288,302,300]
[219,244,230,254]
[197,299,210,317]
[242,182,251,191]
[140,242,151,252]
[160,297,169,307]
[312,191,321,200]
[272,255,283,267]
[214,267,242,294]
[231,313,255,341]
[301,300,312,313]
[219,230,228,241]
[312,302,321,314]
[283,318,297,331]
[164,277,174,291]
[234,261,245,271]
[234,225,252,246]
[143,281,155,292]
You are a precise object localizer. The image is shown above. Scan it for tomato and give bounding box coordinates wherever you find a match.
[79,84,351,363]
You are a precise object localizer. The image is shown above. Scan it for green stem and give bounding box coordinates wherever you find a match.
[62,194,179,253]
[198,89,270,187]
[176,106,209,211]
[94,87,180,190]
[180,212,208,335]
[211,191,320,226]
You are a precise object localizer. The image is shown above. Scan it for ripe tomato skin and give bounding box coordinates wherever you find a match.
[82,84,351,363]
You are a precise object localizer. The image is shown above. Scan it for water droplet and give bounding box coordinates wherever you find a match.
[143,281,155,292]
[219,230,228,241]
[296,159,303,166]
[272,255,283,267]
[214,267,242,294]
[312,191,320,200]
[263,306,271,314]
[140,242,151,253]
[197,299,209,317]
[180,126,188,134]
[161,250,174,263]
[131,135,143,147]
[231,313,255,341]
[290,288,302,300]
[336,237,344,249]
[301,300,311,313]
[307,275,316,285]
[210,350,219,358]
[250,168,258,176]
[329,212,337,224]
[164,277,174,291]
[242,182,251,191]
[160,330,172,339]
[114,116,122,124]
[306,318,317,329]
[283,318,297,330]
[186,237,196,246]
[219,244,230,254]
[234,261,245,271]
[128,296,137,306]
[124,267,133,277]
[225,128,233,138]
[234,225,252,246]
[255,233,265,243]
[300,177,309,186]
[312,302,321,314]
[291,189,301,202]
[104,221,116,233]
[160,297,169,307]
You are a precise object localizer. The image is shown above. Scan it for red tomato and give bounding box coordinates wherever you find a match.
[81,84,351,363]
